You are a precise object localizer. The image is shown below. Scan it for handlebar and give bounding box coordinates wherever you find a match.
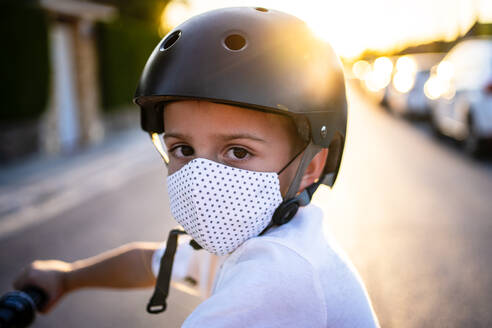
[0,287,47,328]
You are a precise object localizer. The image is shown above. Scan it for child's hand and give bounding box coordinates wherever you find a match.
[13,260,72,313]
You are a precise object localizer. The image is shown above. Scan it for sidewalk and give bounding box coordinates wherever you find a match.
[0,128,164,239]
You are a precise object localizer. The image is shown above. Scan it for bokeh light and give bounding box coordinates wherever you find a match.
[363,57,393,91]
[159,1,193,36]
[392,56,418,93]
[436,60,455,80]
[424,60,456,100]
[352,60,372,80]
[395,56,417,75]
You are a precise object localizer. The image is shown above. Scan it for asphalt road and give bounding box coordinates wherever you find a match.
[1,84,491,327]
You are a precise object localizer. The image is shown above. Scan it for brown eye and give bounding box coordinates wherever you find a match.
[232,147,248,159]
[180,145,194,156]
[171,145,195,158]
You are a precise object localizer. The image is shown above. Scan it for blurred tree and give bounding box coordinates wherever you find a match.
[0,0,49,122]
[95,0,167,23]
[97,15,161,111]
[0,0,178,116]
[464,22,492,38]
[359,20,492,61]
[95,0,174,111]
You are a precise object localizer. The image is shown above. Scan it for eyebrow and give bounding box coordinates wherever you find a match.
[164,132,266,143]
[163,132,187,140]
[220,133,266,143]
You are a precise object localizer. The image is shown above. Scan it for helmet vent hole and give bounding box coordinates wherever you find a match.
[255,7,268,12]
[224,34,246,51]
[160,30,181,51]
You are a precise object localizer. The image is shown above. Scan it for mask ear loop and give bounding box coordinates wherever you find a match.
[150,133,169,165]
[277,143,309,175]
[283,141,322,201]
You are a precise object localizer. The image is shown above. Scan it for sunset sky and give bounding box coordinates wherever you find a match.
[161,0,492,59]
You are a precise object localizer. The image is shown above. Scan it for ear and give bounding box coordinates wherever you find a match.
[297,148,328,193]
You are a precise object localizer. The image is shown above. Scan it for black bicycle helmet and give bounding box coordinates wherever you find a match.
[134,6,347,205]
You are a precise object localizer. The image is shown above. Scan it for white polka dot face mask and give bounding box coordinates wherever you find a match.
[166,158,283,255]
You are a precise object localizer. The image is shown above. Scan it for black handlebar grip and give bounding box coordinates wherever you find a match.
[0,286,48,328]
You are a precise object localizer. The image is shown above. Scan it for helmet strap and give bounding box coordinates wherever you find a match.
[284,141,322,200]
[265,141,322,229]
[146,229,187,314]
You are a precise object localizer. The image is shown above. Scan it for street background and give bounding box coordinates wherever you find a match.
[1,0,492,327]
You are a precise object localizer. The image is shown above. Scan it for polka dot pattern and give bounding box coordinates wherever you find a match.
[167,158,283,256]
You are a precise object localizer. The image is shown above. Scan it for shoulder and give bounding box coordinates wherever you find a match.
[244,232,378,328]
[219,236,325,294]
[183,238,327,328]
[318,250,379,327]
[248,204,379,327]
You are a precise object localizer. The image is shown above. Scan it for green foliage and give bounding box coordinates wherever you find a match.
[472,23,492,37]
[0,2,49,122]
[0,0,170,118]
[97,15,161,111]
[95,0,166,24]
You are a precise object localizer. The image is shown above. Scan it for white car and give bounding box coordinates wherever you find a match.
[426,37,492,156]
[386,53,444,118]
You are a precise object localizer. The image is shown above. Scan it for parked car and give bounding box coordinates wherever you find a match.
[425,37,492,156]
[385,53,444,118]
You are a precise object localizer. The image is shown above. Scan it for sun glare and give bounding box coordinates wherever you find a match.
[160,2,193,36]
[159,0,491,59]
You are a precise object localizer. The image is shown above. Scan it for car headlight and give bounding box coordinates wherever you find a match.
[393,71,416,93]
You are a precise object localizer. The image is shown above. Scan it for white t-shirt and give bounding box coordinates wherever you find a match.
[152,204,379,327]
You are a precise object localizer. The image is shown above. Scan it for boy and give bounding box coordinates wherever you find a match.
[14,7,379,327]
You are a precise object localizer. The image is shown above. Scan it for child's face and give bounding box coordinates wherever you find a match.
[163,100,304,196]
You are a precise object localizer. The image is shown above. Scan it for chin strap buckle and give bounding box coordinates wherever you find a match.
[269,181,320,228]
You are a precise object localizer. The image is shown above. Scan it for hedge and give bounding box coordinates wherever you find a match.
[97,16,161,111]
[0,2,49,122]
